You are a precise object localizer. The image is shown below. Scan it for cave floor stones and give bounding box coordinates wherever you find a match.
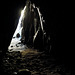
[2,49,71,75]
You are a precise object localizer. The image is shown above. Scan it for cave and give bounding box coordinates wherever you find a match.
[0,0,74,75]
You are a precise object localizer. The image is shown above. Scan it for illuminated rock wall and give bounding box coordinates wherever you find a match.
[21,1,47,50]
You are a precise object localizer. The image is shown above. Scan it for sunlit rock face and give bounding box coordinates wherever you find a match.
[8,5,27,52]
[8,0,50,52]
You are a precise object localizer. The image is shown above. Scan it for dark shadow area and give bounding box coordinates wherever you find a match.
[0,0,74,75]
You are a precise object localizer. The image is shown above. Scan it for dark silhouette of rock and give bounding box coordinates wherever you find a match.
[16,33,20,38]
[21,0,48,51]
[18,42,21,44]
[11,46,13,47]
[16,44,19,47]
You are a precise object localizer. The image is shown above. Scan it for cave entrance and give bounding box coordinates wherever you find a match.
[8,5,27,52]
[8,0,47,52]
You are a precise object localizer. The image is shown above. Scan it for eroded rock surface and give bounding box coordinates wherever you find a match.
[2,49,71,75]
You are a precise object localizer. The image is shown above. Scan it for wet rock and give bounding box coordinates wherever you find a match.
[13,72,17,75]
[18,69,31,75]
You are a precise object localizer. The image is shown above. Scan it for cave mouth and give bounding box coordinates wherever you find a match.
[8,0,48,52]
[8,5,27,52]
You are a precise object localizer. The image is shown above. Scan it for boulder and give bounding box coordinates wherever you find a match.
[18,69,31,75]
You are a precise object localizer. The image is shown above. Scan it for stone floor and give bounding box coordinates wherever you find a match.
[1,49,72,75]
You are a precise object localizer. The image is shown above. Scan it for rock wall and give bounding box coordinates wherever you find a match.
[21,1,48,51]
